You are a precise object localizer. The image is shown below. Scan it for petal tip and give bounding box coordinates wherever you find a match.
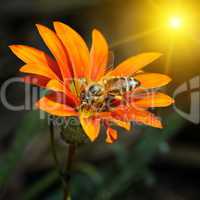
[92,28,101,35]
[157,119,163,128]
[53,21,67,30]
[36,24,50,33]
[8,44,15,49]
[53,21,62,26]
[19,66,25,72]
[92,28,106,39]
[152,52,163,57]
[106,128,118,144]
[8,44,19,52]
[164,75,172,86]
[35,23,43,28]
[80,116,100,142]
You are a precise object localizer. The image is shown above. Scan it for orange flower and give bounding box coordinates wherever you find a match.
[9,22,174,143]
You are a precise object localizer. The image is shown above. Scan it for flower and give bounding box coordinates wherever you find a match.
[9,22,174,143]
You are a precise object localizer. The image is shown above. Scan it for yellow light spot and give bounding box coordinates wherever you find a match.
[169,17,183,29]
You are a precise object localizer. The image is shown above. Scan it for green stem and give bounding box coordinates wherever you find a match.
[49,118,62,176]
[63,144,76,200]
[49,116,76,200]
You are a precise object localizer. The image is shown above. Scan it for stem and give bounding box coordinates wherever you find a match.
[63,144,76,200]
[49,118,62,176]
[49,116,76,200]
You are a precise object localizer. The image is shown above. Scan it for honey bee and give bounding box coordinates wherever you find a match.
[79,76,140,111]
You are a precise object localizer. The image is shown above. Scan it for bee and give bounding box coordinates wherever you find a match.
[79,76,140,111]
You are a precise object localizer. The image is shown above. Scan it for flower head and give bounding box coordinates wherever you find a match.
[9,22,174,143]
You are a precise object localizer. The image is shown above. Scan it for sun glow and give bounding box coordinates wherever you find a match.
[169,16,183,29]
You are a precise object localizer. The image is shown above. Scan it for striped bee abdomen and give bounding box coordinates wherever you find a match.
[103,77,140,95]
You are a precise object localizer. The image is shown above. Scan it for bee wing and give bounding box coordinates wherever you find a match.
[106,51,115,72]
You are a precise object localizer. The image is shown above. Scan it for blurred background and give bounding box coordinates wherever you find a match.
[0,0,200,199]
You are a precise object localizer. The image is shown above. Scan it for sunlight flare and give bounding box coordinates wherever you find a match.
[169,16,183,29]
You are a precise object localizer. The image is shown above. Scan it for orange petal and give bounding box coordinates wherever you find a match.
[53,21,90,78]
[106,128,118,144]
[20,64,59,80]
[46,79,65,93]
[110,118,131,131]
[46,79,79,105]
[129,109,163,128]
[112,108,162,128]
[135,73,171,89]
[21,75,49,88]
[47,92,79,107]
[36,24,73,80]
[36,94,78,117]
[9,44,61,78]
[90,29,108,81]
[135,92,174,108]
[105,53,162,77]
[80,114,100,141]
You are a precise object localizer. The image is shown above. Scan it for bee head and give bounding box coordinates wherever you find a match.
[88,84,104,96]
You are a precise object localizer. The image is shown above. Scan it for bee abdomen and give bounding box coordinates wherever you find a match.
[103,76,140,95]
